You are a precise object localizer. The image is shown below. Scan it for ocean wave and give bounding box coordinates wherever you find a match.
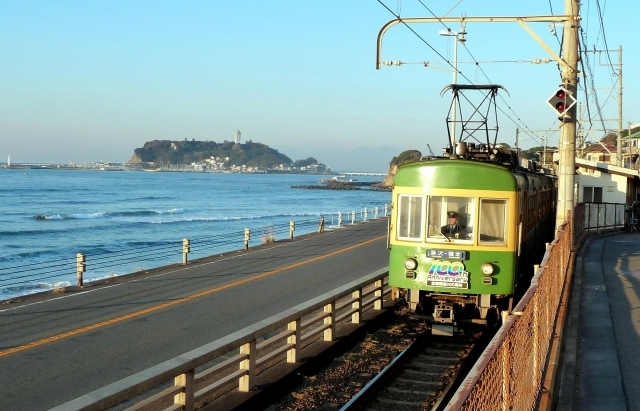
[145,212,320,225]
[0,280,72,296]
[0,227,72,237]
[33,208,185,220]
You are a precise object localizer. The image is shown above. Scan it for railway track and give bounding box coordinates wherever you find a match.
[271,308,490,411]
[340,332,483,411]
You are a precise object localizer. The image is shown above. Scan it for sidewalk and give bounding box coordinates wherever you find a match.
[556,233,640,411]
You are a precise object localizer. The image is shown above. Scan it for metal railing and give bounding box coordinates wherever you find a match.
[50,269,391,411]
[574,202,628,248]
[0,204,390,298]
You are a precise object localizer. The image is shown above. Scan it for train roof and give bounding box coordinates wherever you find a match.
[394,158,553,192]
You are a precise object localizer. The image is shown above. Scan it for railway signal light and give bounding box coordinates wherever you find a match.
[547,86,576,117]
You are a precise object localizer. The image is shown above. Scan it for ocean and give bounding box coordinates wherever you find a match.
[0,169,390,301]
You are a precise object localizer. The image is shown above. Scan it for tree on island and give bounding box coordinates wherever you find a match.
[131,139,293,168]
[389,150,422,167]
[293,157,319,167]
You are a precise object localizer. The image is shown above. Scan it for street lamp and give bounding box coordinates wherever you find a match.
[439,25,466,147]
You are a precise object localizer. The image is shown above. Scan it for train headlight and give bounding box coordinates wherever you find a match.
[481,263,495,276]
[404,258,418,271]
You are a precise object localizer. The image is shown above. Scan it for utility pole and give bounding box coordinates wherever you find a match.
[555,0,580,230]
[617,45,623,166]
[583,46,623,165]
[577,102,584,159]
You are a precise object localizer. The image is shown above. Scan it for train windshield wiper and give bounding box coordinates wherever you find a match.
[440,227,453,242]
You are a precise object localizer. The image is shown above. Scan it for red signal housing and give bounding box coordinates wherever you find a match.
[547,86,576,118]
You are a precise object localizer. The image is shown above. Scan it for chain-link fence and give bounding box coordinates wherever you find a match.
[445,219,573,411]
[444,201,631,411]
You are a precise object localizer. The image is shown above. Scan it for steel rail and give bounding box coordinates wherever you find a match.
[339,338,417,411]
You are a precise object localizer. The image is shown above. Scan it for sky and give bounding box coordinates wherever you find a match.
[1,1,637,171]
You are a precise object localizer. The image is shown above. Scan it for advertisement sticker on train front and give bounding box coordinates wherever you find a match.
[417,260,469,289]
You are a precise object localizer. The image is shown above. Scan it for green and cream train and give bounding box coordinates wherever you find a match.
[389,149,555,333]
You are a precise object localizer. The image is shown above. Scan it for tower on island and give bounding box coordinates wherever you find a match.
[234,130,241,144]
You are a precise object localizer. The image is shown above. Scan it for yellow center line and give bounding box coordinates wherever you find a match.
[0,234,386,358]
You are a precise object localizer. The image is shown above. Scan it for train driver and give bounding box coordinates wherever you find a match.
[441,211,468,239]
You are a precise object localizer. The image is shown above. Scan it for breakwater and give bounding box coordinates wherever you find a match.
[292,181,391,191]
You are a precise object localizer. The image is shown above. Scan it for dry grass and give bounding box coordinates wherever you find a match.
[261,225,276,244]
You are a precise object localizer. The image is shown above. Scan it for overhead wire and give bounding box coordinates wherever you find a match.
[581,40,610,137]
[410,0,545,146]
[595,0,615,77]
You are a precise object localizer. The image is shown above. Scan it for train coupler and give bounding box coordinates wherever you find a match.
[433,304,455,324]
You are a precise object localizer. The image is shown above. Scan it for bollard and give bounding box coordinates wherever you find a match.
[384,204,388,216]
[318,216,325,233]
[182,238,190,265]
[364,207,368,221]
[76,253,86,287]
[244,228,251,250]
[374,206,378,219]
[338,211,342,227]
[351,211,355,224]
[289,221,295,239]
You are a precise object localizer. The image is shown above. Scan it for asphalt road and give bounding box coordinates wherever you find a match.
[0,218,389,411]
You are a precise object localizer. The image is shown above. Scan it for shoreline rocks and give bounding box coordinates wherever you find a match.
[292,181,391,192]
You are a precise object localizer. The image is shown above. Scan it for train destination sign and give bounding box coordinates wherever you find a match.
[426,249,467,260]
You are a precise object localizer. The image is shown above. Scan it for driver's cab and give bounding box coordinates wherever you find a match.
[427,196,474,243]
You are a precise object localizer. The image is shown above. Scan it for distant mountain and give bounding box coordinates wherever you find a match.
[129,140,292,168]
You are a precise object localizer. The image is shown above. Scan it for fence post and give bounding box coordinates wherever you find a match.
[338,211,342,227]
[239,341,256,392]
[289,221,295,239]
[318,217,325,233]
[532,268,540,381]
[374,206,378,219]
[384,204,388,216]
[244,228,251,250]
[182,238,190,265]
[173,370,195,411]
[351,211,355,224]
[324,302,335,341]
[352,289,362,324]
[501,338,513,411]
[374,280,383,310]
[364,207,368,221]
[287,319,301,363]
[76,253,85,287]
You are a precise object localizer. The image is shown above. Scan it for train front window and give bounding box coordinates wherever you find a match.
[397,195,424,241]
[479,199,507,244]
[427,196,475,242]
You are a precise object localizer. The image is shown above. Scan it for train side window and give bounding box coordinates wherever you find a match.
[397,195,424,241]
[479,199,507,244]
